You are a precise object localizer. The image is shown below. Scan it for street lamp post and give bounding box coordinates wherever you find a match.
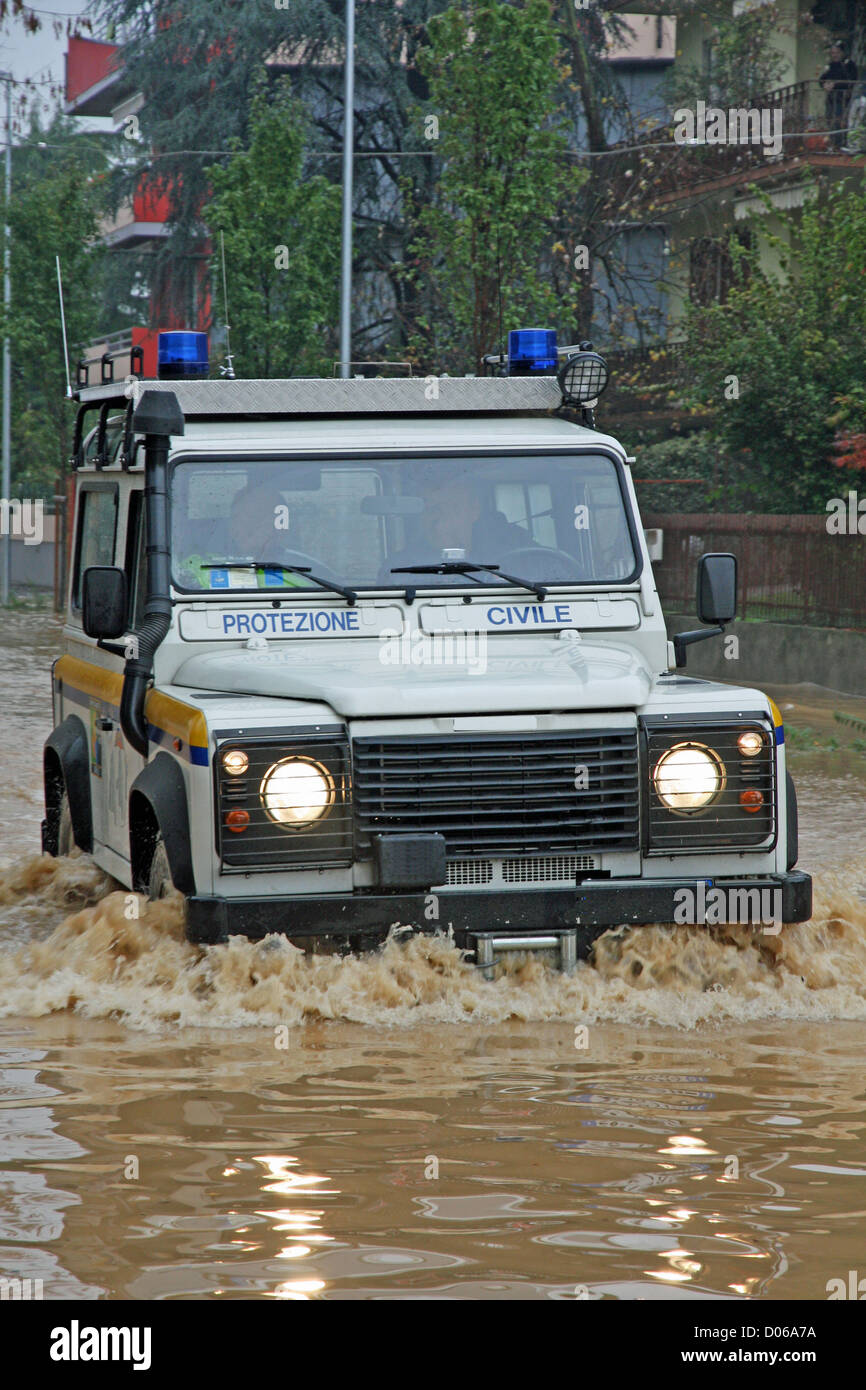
[338,0,355,380]
[1,72,11,606]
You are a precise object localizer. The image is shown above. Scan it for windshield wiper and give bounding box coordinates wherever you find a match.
[199,561,357,605]
[391,561,546,601]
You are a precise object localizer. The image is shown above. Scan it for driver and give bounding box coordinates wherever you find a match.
[384,471,530,581]
[177,477,309,590]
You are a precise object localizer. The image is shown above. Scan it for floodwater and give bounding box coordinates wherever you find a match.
[1,611,866,1301]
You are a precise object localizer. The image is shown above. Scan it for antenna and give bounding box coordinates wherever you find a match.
[218,230,235,379]
[56,255,73,398]
[497,228,504,368]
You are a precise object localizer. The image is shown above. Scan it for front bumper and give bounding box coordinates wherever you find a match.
[185,870,812,952]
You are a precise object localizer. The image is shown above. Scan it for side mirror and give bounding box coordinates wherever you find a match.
[697,552,737,626]
[82,566,128,640]
[672,553,738,669]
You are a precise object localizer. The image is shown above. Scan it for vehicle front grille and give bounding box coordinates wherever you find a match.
[353,731,640,858]
[502,854,598,882]
[445,854,599,886]
[447,860,494,885]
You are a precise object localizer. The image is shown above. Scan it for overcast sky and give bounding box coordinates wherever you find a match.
[0,1,106,133]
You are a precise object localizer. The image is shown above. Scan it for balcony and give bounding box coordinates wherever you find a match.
[78,327,161,385]
[100,179,172,247]
[621,79,866,203]
[64,35,127,117]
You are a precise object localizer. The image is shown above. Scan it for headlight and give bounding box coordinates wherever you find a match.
[653,742,725,812]
[737,730,764,758]
[260,757,335,828]
[222,748,249,776]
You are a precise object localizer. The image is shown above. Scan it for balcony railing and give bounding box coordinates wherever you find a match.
[615,79,866,195]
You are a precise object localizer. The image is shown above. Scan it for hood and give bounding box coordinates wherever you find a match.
[173,638,653,719]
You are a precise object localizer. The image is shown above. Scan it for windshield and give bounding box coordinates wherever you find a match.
[170,454,639,592]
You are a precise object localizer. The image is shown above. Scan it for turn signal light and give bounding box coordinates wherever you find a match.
[739,789,764,814]
[226,808,250,833]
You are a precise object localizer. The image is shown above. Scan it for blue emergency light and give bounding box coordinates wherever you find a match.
[507,328,558,376]
[158,331,209,380]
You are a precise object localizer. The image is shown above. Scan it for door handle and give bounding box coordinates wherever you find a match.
[96,718,114,732]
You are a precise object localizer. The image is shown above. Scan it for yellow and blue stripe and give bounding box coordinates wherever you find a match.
[767,697,785,746]
[55,656,210,766]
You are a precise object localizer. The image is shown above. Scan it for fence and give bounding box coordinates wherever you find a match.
[643,513,866,631]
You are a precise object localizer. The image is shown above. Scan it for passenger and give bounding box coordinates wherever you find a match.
[177,477,307,590]
[384,472,530,582]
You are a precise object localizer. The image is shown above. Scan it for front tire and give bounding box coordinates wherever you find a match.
[147,837,174,900]
[57,790,75,857]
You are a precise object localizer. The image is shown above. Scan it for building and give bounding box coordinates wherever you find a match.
[620,0,866,338]
[65,28,209,380]
[63,8,691,375]
[64,5,859,372]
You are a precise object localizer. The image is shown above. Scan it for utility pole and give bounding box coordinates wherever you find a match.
[338,0,355,380]
[1,72,11,606]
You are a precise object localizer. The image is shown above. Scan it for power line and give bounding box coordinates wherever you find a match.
[0,126,858,157]
[2,3,90,16]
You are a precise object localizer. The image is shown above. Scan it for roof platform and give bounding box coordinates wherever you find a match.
[75,376,565,417]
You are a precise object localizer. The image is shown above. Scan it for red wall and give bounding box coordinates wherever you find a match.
[133,176,173,224]
[65,37,120,106]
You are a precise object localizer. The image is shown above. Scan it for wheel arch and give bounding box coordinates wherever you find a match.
[129,753,196,895]
[43,715,92,855]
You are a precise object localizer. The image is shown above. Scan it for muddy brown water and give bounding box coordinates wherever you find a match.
[1,611,865,1300]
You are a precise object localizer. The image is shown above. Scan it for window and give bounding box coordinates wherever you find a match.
[73,487,118,611]
[124,490,148,628]
[82,416,125,467]
[690,230,752,308]
[494,482,557,548]
[170,454,639,592]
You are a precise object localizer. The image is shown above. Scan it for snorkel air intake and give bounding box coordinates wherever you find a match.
[120,389,185,758]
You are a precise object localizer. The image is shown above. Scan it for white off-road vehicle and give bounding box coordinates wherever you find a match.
[43,330,810,969]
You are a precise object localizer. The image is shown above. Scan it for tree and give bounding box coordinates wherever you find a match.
[0,110,107,498]
[204,81,341,378]
[548,1,792,349]
[88,0,749,361]
[682,180,866,511]
[404,0,585,373]
[0,2,46,33]
[662,2,790,111]
[92,0,452,351]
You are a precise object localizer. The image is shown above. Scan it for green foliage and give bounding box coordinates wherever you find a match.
[86,0,722,361]
[682,181,866,512]
[0,110,107,498]
[404,0,586,373]
[93,0,451,346]
[631,430,725,515]
[664,3,789,110]
[205,81,341,379]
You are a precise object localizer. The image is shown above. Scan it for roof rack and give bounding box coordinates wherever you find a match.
[77,341,144,391]
[73,375,563,417]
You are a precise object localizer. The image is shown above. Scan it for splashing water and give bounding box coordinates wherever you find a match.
[0,854,864,1032]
